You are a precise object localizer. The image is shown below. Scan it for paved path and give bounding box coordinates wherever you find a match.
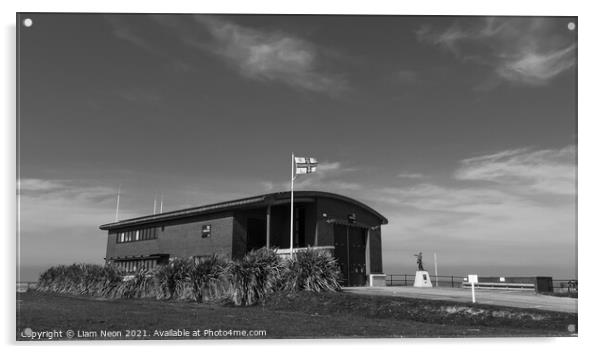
[343,286,578,313]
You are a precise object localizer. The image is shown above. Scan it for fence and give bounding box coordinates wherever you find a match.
[386,274,578,293]
[552,279,578,293]
[17,281,37,293]
[386,274,463,288]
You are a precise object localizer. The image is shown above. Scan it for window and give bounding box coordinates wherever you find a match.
[201,224,211,238]
[116,228,158,243]
[117,259,159,273]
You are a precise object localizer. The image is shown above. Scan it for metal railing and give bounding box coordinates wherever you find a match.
[386,274,578,293]
[552,279,578,293]
[17,281,38,292]
[386,274,463,288]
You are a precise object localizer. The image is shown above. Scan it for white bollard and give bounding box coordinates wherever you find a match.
[468,274,478,303]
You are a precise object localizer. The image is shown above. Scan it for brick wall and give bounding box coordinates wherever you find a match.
[105,212,234,261]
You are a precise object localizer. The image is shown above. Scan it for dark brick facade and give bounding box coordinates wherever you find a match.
[100,191,388,285]
[105,212,235,261]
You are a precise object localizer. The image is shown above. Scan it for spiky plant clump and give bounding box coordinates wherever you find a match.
[283,248,342,293]
[153,258,194,300]
[189,255,231,303]
[83,264,123,297]
[37,263,124,296]
[228,248,284,306]
[112,268,158,299]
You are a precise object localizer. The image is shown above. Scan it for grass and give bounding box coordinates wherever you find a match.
[16,290,577,340]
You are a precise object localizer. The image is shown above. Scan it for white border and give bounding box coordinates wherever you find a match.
[3,1,600,353]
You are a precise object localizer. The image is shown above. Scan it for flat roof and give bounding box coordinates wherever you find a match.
[99,190,387,230]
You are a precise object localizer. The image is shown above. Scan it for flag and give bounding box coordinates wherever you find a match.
[294,157,318,175]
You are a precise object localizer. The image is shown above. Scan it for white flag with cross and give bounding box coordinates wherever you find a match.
[294,157,318,175]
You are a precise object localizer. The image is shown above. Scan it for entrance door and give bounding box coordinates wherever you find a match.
[246,218,266,252]
[333,224,367,286]
[348,226,367,286]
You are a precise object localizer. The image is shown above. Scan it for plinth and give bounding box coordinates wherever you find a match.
[413,270,433,287]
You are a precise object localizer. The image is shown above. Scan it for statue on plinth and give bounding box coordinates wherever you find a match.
[413,251,432,288]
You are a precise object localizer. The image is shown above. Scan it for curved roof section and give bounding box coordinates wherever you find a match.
[99,190,387,230]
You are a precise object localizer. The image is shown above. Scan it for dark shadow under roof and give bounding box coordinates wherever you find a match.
[99,190,387,230]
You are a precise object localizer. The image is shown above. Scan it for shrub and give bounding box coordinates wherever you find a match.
[228,248,284,306]
[283,248,342,293]
[36,247,342,305]
[112,268,159,299]
[37,263,123,297]
[189,255,231,303]
[154,258,194,300]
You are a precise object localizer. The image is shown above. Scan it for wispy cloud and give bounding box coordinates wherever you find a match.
[339,145,576,275]
[397,172,424,179]
[455,145,576,195]
[191,16,348,94]
[17,179,125,265]
[105,15,347,95]
[18,179,118,202]
[417,17,576,87]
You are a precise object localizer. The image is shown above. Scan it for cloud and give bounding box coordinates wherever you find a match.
[495,44,576,85]
[339,145,576,275]
[18,179,125,230]
[417,17,576,86]
[316,161,341,172]
[18,178,63,192]
[192,16,348,94]
[259,160,361,192]
[106,15,347,95]
[397,172,424,179]
[455,145,576,195]
[17,179,140,270]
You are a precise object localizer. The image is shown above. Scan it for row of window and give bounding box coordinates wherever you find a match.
[117,228,158,243]
[116,224,212,244]
[115,259,158,273]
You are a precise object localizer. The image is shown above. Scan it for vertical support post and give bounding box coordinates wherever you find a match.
[365,229,371,278]
[266,204,271,248]
[290,153,295,258]
[314,215,319,246]
[471,283,476,303]
[451,275,454,288]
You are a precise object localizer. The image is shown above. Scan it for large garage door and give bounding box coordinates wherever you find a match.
[334,224,367,286]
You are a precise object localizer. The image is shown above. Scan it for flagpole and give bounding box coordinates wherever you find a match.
[153,194,157,215]
[115,185,121,222]
[290,153,295,258]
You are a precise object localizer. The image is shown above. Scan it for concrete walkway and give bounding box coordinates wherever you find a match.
[343,286,578,313]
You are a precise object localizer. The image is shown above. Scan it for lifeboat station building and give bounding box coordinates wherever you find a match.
[99,191,387,287]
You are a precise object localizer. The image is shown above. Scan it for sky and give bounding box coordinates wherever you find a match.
[17,14,577,281]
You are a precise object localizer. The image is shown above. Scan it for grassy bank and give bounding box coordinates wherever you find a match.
[17,290,577,340]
